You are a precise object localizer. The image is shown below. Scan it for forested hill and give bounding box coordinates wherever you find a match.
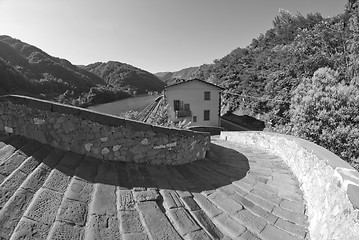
[0,36,164,106]
[193,10,350,119]
[154,66,200,85]
[83,61,165,94]
[193,2,359,169]
[0,35,105,98]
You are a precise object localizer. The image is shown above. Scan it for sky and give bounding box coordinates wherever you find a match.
[0,0,346,73]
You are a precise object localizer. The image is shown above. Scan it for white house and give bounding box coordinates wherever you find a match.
[163,79,223,127]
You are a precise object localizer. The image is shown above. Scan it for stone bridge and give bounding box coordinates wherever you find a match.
[0,95,358,240]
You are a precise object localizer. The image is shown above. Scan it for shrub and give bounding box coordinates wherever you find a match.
[290,67,359,169]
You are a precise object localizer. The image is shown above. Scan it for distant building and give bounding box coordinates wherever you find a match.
[163,79,223,127]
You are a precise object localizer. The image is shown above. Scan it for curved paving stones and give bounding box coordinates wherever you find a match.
[0,134,309,240]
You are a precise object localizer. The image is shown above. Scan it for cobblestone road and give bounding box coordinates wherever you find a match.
[0,134,308,240]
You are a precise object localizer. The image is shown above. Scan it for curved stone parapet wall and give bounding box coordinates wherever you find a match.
[0,95,210,165]
[220,131,359,240]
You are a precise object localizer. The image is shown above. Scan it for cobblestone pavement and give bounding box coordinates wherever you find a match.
[0,134,309,240]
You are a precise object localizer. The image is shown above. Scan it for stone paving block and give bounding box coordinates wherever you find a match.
[201,188,216,197]
[0,188,34,239]
[123,233,149,240]
[280,199,305,214]
[161,189,184,209]
[134,189,161,202]
[252,182,278,195]
[10,217,50,240]
[272,175,299,185]
[219,183,248,197]
[191,209,224,240]
[128,168,145,190]
[212,213,246,238]
[0,169,27,190]
[237,176,256,186]
[85,214,121,240]
[56,152,84,175]
[260,225,301,240]
[234,209,267,234]
[117,189,136,211]
[247,172,270,183]
[208,191,243,215]
[64,177,93,203]
[168,207,201,236]
[239,230,261,240]
[0,152,27,176]
[192,192,223,218]
[182,196,201,211]
[230,193,255,209]
[117,167,131,189]
[39,148,64,170]
[0,173,5,183]
[25,188,63,225]
[96,161,118,185]
[184,229,212,240]
[233,180,254,193]
[47,221,84,240]
[275,218,307,238]
[137,201,182,240]
[17,146,52,174]
[277,190,303,202]
[57,198,87,226]
[20,166,50,193]
[17,156,42,175]
[43,169,72,193]
[246,204,278,225]
[0,169,27,208]
[120,210,144,234]
[250,188,282,205]
[75,156,101,182]
[245,192,275,212]
[0,145,17,162]
[272,206,307,227]
[17,140,43,157]
[267,179,300,192]
[90,183,117,216]
[176,187,193,198]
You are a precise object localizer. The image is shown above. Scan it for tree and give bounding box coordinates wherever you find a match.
[290,67,359,169]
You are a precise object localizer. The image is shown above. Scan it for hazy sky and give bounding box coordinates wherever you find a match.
[0,0,346,73]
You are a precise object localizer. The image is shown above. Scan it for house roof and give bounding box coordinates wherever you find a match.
[164,78,225,90]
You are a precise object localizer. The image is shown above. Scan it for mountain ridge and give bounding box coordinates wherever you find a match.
[154,66,199,84]
[0,35,164,106]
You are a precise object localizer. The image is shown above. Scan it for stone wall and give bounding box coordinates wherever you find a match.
[220,131,359,240]
[0,95,210,165]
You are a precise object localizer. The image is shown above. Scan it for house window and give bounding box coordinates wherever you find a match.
[204,110,210,121]
[193,116,197,122]
[184,104,190,111]
[173,100,180,110]
[204,91,211,100]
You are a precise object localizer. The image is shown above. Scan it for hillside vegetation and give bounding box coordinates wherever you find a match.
[154,66,199,85]
[192,2,359,168]
[0,36,164,106]
[83,61,165,95]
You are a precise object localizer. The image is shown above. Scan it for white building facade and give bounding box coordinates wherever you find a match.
[163,79,223,127]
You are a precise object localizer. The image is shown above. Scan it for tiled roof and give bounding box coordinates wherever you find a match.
[0,134,308,239]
